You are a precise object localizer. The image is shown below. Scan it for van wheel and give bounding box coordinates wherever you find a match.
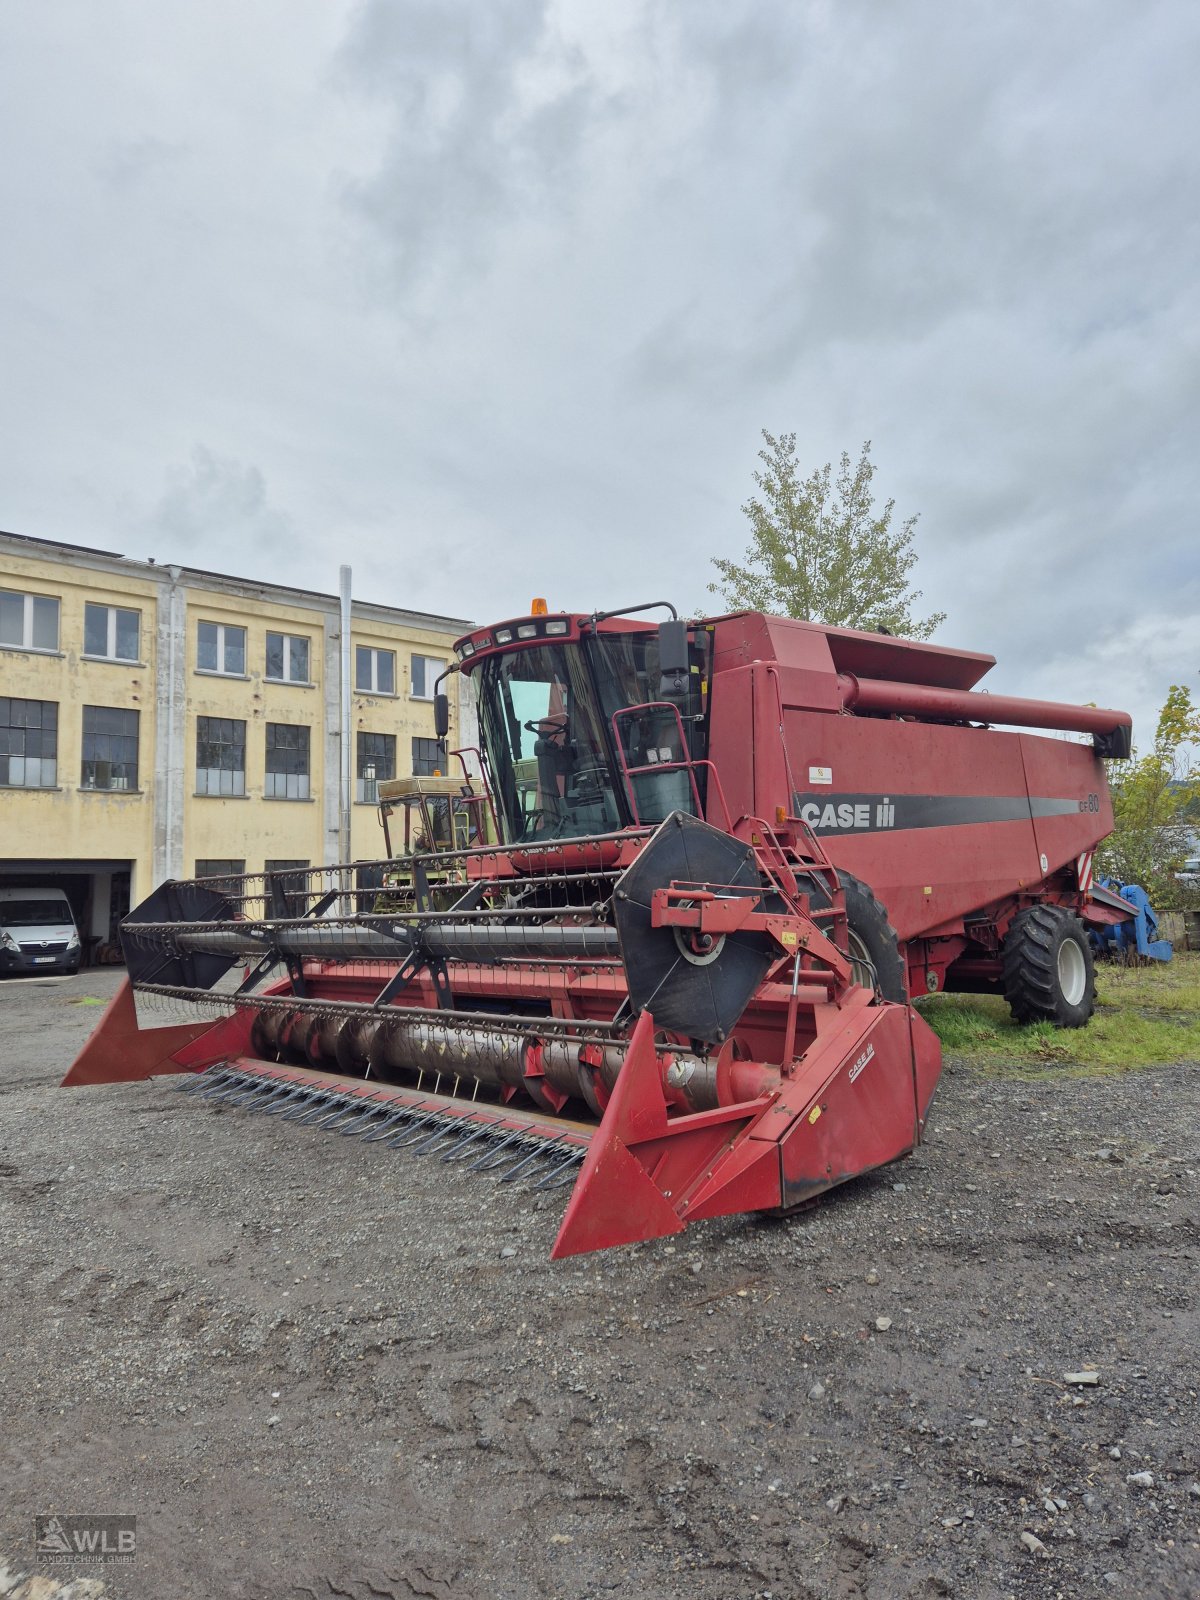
[1003,904,1094,1028]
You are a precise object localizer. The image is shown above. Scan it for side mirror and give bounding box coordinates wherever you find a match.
[434,692,450,739]
[657,619,689,699]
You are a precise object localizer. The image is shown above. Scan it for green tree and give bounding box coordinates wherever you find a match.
[1098,684,1200,908]
[710,433,946,639]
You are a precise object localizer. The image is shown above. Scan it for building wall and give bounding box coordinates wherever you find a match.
[1,544,159,898]
[1,533,473,912]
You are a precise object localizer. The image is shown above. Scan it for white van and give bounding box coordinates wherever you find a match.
[0,887,82,975]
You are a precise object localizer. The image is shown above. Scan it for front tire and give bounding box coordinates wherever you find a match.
[796,869,907,1002]
[1003,904,1094,1028]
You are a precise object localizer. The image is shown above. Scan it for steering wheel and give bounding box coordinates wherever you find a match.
[523,714,569,734]
[569,765,609,800]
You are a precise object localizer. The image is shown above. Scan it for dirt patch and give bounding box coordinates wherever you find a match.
[1,972,1197,1598]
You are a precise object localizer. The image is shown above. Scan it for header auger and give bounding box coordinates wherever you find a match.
[65,602,1131,1257]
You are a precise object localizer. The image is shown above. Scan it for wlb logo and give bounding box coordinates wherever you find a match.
[35,1516,136,1563]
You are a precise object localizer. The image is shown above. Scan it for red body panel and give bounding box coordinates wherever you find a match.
[704,613,1123,991]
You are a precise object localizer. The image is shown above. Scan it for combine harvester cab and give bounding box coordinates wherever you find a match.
[65,602,1131,1258]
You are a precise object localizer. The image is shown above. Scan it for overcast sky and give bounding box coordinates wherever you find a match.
[2,1,1196,747]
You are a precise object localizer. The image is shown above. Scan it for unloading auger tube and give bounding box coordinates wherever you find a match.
[63,811,944,1258]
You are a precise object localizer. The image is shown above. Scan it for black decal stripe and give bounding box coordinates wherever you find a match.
[793,793,1082,835]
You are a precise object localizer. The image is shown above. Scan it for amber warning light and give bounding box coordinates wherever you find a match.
[530,597,548,615]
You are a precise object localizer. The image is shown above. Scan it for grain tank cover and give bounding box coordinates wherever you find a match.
[809,622,995,691]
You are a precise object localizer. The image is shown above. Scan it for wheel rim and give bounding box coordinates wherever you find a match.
[1057,938,1087,1006]
[847,928,874,989]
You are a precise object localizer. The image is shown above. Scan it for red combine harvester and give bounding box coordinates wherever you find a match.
[65,604,1131,1257]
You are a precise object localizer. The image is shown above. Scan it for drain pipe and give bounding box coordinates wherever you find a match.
[339,564,353,869]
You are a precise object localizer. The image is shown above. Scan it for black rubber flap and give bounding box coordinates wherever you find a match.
[121,878,238,992]
[613,811,774,1043]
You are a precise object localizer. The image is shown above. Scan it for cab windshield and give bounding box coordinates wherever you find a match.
[475,643,621,842]
[473,632,708,844]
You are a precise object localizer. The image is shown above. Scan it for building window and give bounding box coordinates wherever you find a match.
[81,706,140,791]
[84,604,140,662]
[196,859,245,894]
[265,632,310,684]
[412,737,443,777]
[264,859,311,915]
[197,620,246,676]
[0,590,59,652]
[356,731,396,803]
[410,654,445,700]
[265,723,310,799]
[196,717,246,796]
[355,645,395,695]
[0,698,58,787]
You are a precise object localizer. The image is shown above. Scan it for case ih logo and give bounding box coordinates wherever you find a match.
[799,798,895,832]
[795,792,1084,836]
[848,1042,875,1083]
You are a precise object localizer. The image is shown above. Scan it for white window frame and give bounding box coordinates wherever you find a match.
[410,654,445,700]
[0,590,60,653]
[197,620,247,676]
[355,646,396,696]
[265,631,311,685]
[83,603,140,663]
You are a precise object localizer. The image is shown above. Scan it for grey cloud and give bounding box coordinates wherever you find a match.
[94,136,185,193]
[0,0,1196,755]
[338,0,604,285]
[138,448,294,567]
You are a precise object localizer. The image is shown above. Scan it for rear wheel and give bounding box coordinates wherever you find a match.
[1003,903,1094,1028]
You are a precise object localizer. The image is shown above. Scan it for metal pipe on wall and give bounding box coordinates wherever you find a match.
[339,565,353,867]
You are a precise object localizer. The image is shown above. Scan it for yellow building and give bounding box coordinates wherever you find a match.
[0,530,473,958]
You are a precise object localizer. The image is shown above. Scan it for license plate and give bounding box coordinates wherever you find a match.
[33,956,56,964]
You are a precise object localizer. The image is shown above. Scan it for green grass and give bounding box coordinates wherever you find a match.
[916,950,1200,1076]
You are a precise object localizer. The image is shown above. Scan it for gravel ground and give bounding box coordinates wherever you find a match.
[1,969,1197,1600]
